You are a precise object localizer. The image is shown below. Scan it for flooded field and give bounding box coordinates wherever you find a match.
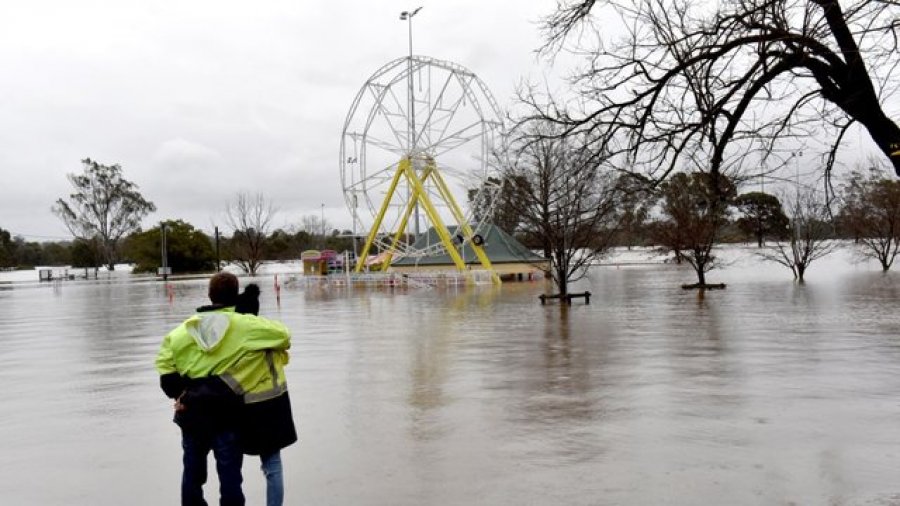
[1,248,899,505]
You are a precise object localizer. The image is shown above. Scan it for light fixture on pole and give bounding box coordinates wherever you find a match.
[400,6,423,237]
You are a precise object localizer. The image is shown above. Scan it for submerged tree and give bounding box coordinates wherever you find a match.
[760,188,838,281]
[52,159,156,270]
[839,166,900,270]
[734,192,790,247]
[503,122,621,296]
[535,0,900,183]
[225,192,275,276]
[654,171,735,287]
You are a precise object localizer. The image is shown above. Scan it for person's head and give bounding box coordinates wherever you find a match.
[235,283,260,316]
[208,272,239,306]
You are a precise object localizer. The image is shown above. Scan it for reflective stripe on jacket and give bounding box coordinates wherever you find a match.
[222,349,290,404]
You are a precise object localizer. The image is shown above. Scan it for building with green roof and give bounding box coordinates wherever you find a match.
[390,224,549,280]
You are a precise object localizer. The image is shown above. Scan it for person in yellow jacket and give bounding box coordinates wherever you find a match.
[156,272,290,506]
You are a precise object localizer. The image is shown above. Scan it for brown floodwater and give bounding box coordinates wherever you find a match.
[1,249,899,505]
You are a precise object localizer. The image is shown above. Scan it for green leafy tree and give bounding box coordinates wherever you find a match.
[734,192,790,247]
[70,238,101,268]
[52,158,156,270]
[12,238,44,268]
[654,172,735,287]
[468,176,523,235]
[124,220,215,274]
[40,242,71,266]
[0,228,17,268]
[264,229,296,261]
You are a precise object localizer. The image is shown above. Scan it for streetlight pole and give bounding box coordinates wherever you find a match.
[159,222,169,281]
[400,6,422,238]
[400,6,421,152]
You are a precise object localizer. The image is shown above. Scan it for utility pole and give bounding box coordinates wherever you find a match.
[214,226,221,272]
[159,222,169,281]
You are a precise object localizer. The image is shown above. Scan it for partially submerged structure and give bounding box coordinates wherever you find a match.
[389,225,548,281]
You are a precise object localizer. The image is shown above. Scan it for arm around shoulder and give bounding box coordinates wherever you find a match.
[243,316,291,351]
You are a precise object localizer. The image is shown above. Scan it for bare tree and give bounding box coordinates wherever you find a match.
[653,171,735,288]
[760,188,838,281]
[504,122,621,296]
[534,0,900,184]
[839,164,900,270]
[52,158,156,270]
[298,214,331,249]
[224,192,275,275]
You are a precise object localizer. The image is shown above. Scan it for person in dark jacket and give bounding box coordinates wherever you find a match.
[233,284,298,506]
[156,272,291,506]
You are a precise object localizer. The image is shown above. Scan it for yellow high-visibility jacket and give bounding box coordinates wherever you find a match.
[156,308,291,396]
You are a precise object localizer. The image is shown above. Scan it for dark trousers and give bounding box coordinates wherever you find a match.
[181,429,244,506]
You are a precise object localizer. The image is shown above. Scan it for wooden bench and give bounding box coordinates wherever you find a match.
[539,291,592,305]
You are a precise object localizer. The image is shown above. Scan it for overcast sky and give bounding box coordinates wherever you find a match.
[1,0,569,241]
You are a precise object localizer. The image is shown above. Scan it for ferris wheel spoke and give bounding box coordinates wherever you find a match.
[365,85,408,152]
[362,133,405,157]
[426,88,470,153]
[413,71,455,149]
[426,119,484,156]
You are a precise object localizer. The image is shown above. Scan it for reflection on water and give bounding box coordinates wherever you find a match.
[1,254,900,505]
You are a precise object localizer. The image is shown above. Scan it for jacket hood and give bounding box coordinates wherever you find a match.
[185,312,231,352]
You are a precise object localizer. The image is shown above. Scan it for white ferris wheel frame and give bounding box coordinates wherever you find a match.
[339,55,505,260]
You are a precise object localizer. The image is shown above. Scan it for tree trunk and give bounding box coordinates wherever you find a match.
[558,274,568,296]
[813,0,900,176]
[696,266,706,286]
[860,113,900,177]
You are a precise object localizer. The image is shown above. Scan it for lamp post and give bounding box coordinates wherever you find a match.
[400,6,422,238]
[321,203,326,249]
[400,6,422,152]
[159,221,169,281]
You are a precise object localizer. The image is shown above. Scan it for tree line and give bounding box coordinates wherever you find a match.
[0,222,355,274]
[3,159,353,274]
[487,125,900,291]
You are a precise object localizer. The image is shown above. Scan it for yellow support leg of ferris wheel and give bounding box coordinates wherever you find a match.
[354,156,501,284]
[354,160,407,273]
[428,164,501,285]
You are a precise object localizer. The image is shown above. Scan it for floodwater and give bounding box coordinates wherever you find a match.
[2,248,900,505]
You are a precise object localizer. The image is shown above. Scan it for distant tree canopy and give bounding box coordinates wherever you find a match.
[0,228,73,269]
[654,171,736,286]
[839,166,900,270]
[52,159,156,271]
[123,220,215,274]
[734,192,791,247]
[534,0,900,184]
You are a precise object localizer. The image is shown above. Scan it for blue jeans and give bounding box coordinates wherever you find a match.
[181,430,244,506]
[260,451,283,506]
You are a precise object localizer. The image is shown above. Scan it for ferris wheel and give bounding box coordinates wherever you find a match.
[339,55,505,278]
